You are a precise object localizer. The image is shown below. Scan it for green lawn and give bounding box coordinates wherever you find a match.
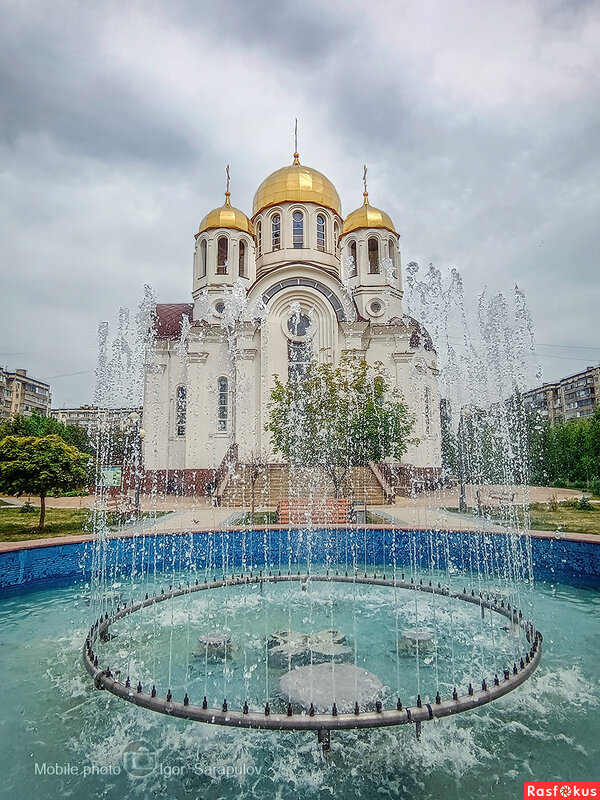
[0,507,91,542]
[0,506,169,542]
[527,502,600,536]
[445,501,600,536]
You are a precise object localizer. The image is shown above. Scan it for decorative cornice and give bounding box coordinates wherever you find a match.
[238,348,258,361]
[187,352,209,364]
[392,352,412,364]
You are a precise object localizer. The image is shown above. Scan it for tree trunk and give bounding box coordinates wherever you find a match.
[329,469,341,499]
[39,492,46,530]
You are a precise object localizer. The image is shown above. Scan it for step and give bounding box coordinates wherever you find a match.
[221,464,388,507]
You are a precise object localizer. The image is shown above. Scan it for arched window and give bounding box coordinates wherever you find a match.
[239,240,246,277]
[292,211,304,248]
[176,385,187,436]
[316,214,326,252]
[388,239,398,274]
[272,214,281,250]
[348,241,357,277]
[368,237,379,273]
[199,240,207,278]
[334,221,340,255]
[388,238,396,270]
[288,341,311,382]
[217,237,228,274]
[217,377,228,431]
[424,386,432,435]
[374,376,385,407]
[256,222,262,257]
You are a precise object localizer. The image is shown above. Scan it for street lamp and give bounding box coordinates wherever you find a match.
[128,411,146,516]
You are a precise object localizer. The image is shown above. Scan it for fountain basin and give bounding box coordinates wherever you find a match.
[0,530,598,800]
[1,527,599,591]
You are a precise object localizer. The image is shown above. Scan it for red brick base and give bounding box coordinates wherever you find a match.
[122,468,215,497]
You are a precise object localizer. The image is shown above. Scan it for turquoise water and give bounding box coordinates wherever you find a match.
[101,576,530,714]
[0,574,598,799]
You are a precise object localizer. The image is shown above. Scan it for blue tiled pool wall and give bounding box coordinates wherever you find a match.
[0,529,598,592]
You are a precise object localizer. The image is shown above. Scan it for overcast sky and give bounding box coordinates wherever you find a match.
[1,0,599,407]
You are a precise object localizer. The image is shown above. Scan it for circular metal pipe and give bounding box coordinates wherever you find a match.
[83,573,542,732]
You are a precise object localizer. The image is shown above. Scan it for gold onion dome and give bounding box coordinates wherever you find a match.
[342,192,396,236]
[198,192,254,236]
[252,154,342,217]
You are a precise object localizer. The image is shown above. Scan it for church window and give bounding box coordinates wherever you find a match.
[217,377,228,431]
[334,221,340,255]
[292,211,304,248]
[424,386,431,435]
[368,237,379,273]
[217,237,228,274]
[287,312,311,337]
[388,238,396,268]
[272,214,281,250]
[316,214,326,252]
[239,240,247,277]
[256,222,262,256]
[348,241,357,277]
[374,376,384,406]
[176,385,187,436]
[288,340,311,382]
[199,240,207,278]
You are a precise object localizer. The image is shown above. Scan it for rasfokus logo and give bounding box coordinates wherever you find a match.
[524,783,600,798]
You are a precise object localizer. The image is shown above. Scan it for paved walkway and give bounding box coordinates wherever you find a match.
[370,504,507,533]
[370,503,599,544]
[1,486,598,553]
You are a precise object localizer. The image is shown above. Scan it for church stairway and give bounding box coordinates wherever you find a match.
[220,464,388,507]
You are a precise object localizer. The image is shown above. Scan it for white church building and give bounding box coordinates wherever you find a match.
[141,152,441,501]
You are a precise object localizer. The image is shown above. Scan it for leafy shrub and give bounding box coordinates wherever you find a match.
[19,501,37,514]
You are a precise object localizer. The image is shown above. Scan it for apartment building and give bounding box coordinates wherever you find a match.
[0,368,51,420]
[50,405,142,437]
[0,370,10,420]
[523,365,600,425]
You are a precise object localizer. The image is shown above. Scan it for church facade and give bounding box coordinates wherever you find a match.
[142,153,441,498]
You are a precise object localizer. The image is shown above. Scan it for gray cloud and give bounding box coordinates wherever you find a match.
[0,0,599,407]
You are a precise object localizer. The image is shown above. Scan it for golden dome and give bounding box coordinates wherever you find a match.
[252,154,342,217]
[197,193,254,236]
[342,193,396,236]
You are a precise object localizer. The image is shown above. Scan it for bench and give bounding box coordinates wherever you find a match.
[480,490,516,505]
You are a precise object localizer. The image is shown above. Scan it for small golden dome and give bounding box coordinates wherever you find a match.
[253,157,341,217]
[197,193,254,236]
[342,193,396,236]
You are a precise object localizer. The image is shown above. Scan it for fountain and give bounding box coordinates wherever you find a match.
[81,261,546,754]
[1,269,599,799]
[0,151,596,796]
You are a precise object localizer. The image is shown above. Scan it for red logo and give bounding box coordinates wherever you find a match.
[525,783,600,798]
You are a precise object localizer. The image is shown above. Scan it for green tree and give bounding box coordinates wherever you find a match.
[525,409,553,486]
[523,405,600,492]
[266,356,416,497]
[0,435,90,529]
[0,411,93,455]
[440,399,459,475]
[589,408,600,493]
